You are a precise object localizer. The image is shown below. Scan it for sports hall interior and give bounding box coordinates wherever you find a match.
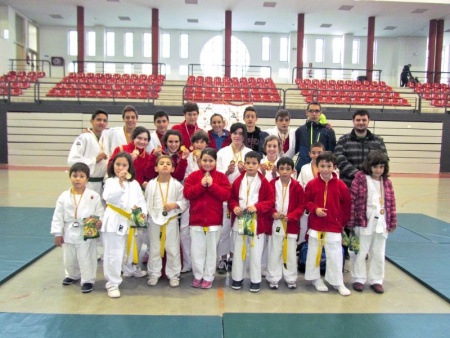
[0,1,449,337]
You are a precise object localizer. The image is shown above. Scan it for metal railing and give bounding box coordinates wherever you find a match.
[70,61,166,76]
[291,67,382,83]
[187,64,272,79]
[402,70,450,86]
[9,59,53,77]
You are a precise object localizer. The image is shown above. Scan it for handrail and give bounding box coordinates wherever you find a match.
[9,59,53,77]
[291,67,382,83]
[70,61,166,76]
[187,64,272,78]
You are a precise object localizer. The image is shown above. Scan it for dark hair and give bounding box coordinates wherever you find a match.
[245,150,262,162]
[91,109,108,120]
[191,130,209,144]
[316,151,337,165]
[310,141,325,151]
[352,109,370,120]
[263,135,281,151]
[122,105,138,119]
[362,150,390,178]
[230,122,247,144]
[69,162,90,178]
[107,152,135,181]
[306,101,322,111]
[131,126,150,140]
[201,147,217,161]
[275,109,290,121]
[210,113,224,124]
[163,129,182,147]
[183,101,199,114]
[277,157,295,169]
[154,110,169,122]
[155,154,174,166]
[243,106,257,118]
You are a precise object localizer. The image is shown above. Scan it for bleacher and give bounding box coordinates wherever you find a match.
[0,70,45,97]
[408,82,450,108]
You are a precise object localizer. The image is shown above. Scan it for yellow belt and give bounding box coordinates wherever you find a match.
[159,215,178,258]
[281,219,288,265]
[107,204,138,264]
[316,231,326,267]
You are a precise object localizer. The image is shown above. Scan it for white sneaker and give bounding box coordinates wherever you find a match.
[269,281,279,290]
[169,278,180,288]
[286,281,297,289]
[123,268,148,278]
[313,279,329,292]
[147,277,159,286]
[107,289,120,298]
[334,284,351,296]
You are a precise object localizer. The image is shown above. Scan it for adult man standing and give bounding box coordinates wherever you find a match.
[334,109,387,187]
[105,105,138,156]
[172,101,201,150]
[294,102,336,173]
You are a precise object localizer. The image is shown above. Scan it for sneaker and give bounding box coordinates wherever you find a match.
[227,259,233,272]
[334,284,351,296]
[286,281,297,289]
[313,279,329,292]
[191,278,202,288]
[107,289,120,298]
[249,282,261,293]
[81,283,93,293]
[147,277,159,286]
[169,278,180,288]
[123,268,148,278]
[62,277,78,285]
[201,280,213,289]
[217,260,228,274]
[269,281,279,290]
[231,279,243,290]
[180,267,192,273]
[370,283,384,294]
[352,282,364,292]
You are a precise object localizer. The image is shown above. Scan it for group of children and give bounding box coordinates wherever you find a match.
[52,103,397,298]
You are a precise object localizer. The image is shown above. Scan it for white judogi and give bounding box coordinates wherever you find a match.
[265,127,296,158]
[102,177,147,291]
[231,174,265,284]
[105,127,128,157]
[51,188,104,285]
[147,131,163,154]
[216,145,252,258]
[145,177,187,279]
[67,130,108,196]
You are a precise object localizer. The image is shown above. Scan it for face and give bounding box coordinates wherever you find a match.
[154,116,169,134]
[265,139,280,158]
[309,147,324,164]
[277,164,294,180]
[317,160,335,181]
[193,139,207,151]
[166,135,181,154]
[243,111,257,129]
[211,116,224,133]
[275,116,290,133]
[201,153,216,172]
[231,128,244,146]
[90,113,108,134]
[244,157,260,176]
[306,104,322,123]
[114,157,129,176]
[123,110,138,130]
[133,132,149,149]
[155,157,174,174]
[371,164,385,180]
[353,114,370,134]
[185,111,199,126]
[70,171,88,190]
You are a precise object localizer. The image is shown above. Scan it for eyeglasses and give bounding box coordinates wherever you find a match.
[307,109,321,113]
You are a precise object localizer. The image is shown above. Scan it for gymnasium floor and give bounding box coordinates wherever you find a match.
[0,168,449,337]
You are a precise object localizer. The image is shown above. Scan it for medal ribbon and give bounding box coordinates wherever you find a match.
[157,178,170,214]
[71,188,85,220]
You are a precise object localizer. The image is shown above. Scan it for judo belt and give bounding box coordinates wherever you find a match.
[316,231,326,267]
[159,215,178,258]
[88,177,104,182]
[107,204,138,265]
[281,219,288,266]
[242,214,257,261]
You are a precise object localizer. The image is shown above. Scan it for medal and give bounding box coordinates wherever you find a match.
[73,221,80,227]
[162,211,168,216]
[132,149,139,156]
[189,146,194,151]
[230,160,236,165]
[125,172,132,180]
[204,171,210,177]
[380,209,385,215]
[238,161,244,167]
[180,145,187,152]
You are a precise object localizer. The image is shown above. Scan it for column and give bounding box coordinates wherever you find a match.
[297,13,305,80]
[427,19,437,84]
[366,16,375,82]
[434,19,444,84]
[224,11,232,77]
[152,8,159,75]
[77,6,85,73]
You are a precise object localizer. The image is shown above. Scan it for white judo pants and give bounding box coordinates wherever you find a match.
[190,228,220,282]
[232,231,265,283]
[63,240,97,285]
[266,235,298,284]
[217,204,233,258]
[179,204,192,270]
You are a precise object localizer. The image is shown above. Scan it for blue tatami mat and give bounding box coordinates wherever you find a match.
[0,207,54,285]
[386,213,450,302]
[0,313,223,338]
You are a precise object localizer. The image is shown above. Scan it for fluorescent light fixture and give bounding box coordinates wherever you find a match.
[50,14,63,19]
[255,21,266,26]
[118,16,131,21]
[320,24,332,28]
[339,5,354,10]
[187,19,198,23]
[263,2,277,7]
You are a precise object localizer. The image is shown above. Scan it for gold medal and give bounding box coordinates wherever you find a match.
[238,161,244,167]
[193,149,201,157]
[132,149,139,156]
[380,209,385,215]
[230,160,236,165]
[125,172,132,180]
[180,145,187,152]
[189,146,194,151]
[204,171,210,177]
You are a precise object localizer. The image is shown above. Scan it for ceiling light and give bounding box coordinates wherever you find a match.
[50,14,63,19]
[255,21,266,26]
[320,24,332,28]
[339,5,354,10]
[185,0,198,4]
[384,26,397,30]
[263,2,277,7]
[118,16,131,21]
[411,9,428,13]
[187,19,198,23]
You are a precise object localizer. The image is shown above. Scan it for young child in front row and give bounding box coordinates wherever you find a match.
[266,158,305,290]
[183,148,231,289]
[145,155,187,288]
[51,163,104,294]
[304,151,352,296]
[102,152,148,298]
[229,151,275,293]
[348,150,397,294]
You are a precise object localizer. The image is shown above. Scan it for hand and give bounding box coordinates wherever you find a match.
[246,205,257,213]
[142,181,148,189]
[130,152,138,161]
[315,208,327,217]
[204,176,213,187]
[260,163,268,176]
[226,163,236,176]
[271,166,278,177]
[95,220,102,229]
[201,177,209,187]
[140,213,147,221]
[233,207,243,217]
[164,203,178,212]
[54,236,64,247]
[326,122,333,129]
[272,212,281,220]
[153,146,164,157]
[118,170,127,184]
[237,161,245,173]
[181,148,190,160]
[96,152,107,163]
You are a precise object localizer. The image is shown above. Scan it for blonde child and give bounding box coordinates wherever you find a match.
[51,163,104,294]
[145,155,187,287]
[183,148,231,289]
[348,150,397,294]
[208,113,231,151]
[102,152,148,298]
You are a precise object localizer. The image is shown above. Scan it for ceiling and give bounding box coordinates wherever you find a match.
[2,0,450,38]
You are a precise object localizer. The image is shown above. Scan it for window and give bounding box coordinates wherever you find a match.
[443,45,449,73]
[106,32,115,57]
[123,63,133,74]
[68,62,77,73]
[352,39,360,65]
[315,38,324,63]
[86,62,96,73]
[68,30,77,56]
[124,32,133,57]
[373,40,378,65]
[303,38,307,61]
[104,63,115,74]
[262,36,270,61]
[143,33,152,58]
[162,33,170,58]
[332,37,342,64]
[278,68,289,79]
[179,65,188,76]
[180,33,189,59]
[86,31,96,57]
[142,64,152,74]
[280,36,288,62]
